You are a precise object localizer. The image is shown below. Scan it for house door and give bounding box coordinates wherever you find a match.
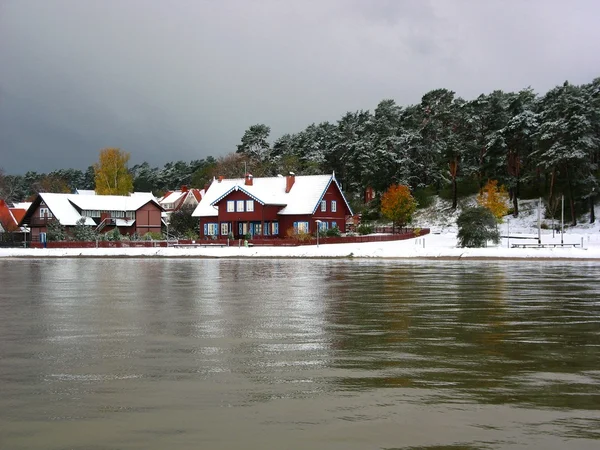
[238,222,248,237]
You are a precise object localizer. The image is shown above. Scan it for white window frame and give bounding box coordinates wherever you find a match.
[252,222,262,235]
[321,200,326,212]
[39,207,53,218]
[207,223,218,236]
[331,200,337,213]
[246,200,254,212]
[294,221,309,234]
[220,222,229,235]
[227,201,235,212]
[236,200,245,212]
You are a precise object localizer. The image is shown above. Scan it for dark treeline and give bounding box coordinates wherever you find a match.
[1,78,598,224]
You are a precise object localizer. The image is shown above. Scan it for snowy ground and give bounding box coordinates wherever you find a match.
[1,231,599,259]
[2,198,599,259]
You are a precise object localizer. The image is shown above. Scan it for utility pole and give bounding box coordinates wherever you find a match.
[538,197,541,244]
[561,195,564,245]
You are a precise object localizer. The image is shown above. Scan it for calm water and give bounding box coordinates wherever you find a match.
[1,259,599,450]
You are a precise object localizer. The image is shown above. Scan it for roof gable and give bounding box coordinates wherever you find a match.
[309,176,353,216]
[211,185,267,206]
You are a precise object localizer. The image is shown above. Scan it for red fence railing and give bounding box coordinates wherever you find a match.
[28,229,429,249]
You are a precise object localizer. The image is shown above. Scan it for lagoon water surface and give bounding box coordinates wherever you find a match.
[1,259,599,449]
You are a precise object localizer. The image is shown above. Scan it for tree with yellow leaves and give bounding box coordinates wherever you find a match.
[477,179,509,220]
[94,148,133,195]
[380,184,418,232]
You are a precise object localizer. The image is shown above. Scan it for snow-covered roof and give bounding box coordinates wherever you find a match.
[68,193,157,212]
[159,189,204,210]
[38,193,95,226]
[75,189,96,195]
[12,202,32,210]
[159,191,186,205]
[192,174,351,217]
[35,193,159,226]
[115,219,135,227]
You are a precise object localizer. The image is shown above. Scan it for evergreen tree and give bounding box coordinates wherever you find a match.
[457,207,500,248]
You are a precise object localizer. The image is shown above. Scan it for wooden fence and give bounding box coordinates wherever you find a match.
[28,228,429,249]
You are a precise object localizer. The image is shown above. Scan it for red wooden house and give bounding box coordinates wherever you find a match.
[20,192,163,242]
[192,173,353,239]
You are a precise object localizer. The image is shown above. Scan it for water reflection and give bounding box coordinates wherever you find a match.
[0,258,599,449]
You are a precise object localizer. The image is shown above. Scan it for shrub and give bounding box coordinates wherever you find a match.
[326,226,341,237]
[413,186,436,209]
[46,220,67,241]
[144,232,163,240]
[73,217,97,241]
[457,206,500,248]
[105,227,121,241]
[296,231,312,241]
[357,224,373,235]
[184,229,199,240]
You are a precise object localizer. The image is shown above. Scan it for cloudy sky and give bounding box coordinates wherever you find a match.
[1,0,599,174]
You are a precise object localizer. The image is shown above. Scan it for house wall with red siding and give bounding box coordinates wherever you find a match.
[215,190,280,222]
[135,202,162,235]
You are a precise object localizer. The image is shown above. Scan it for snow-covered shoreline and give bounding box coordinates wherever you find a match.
[2,231,599,260]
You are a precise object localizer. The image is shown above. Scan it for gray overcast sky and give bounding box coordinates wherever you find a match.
[1,0,600,174]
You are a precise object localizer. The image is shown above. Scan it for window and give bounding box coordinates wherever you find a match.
[272,222,279,236]
[126,211,135,219]
[318,221,328,231]
[246,200,254,212]
[227,201,235,212]
[236,200,245,212]
[321,200,326,212]
[331,200,337,213]
[221,222,229,235]
[39,208,53,218]
[331,221,337,229]
[204,223,218,236]
[252,222,262,235]
[294,221,309,234]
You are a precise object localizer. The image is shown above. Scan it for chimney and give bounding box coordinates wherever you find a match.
[245,173,253,186]
[285,172,295,193]
[218,176,224,183]
[180,185,188,193]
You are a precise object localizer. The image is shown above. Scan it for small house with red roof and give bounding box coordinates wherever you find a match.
[192,173,353,239]
[158,186,204,214]
[0,199,27,232]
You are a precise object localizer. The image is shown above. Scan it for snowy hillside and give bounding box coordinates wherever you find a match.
[414,196,600,236]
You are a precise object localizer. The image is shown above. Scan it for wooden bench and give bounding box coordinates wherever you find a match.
[511,243,579,249]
